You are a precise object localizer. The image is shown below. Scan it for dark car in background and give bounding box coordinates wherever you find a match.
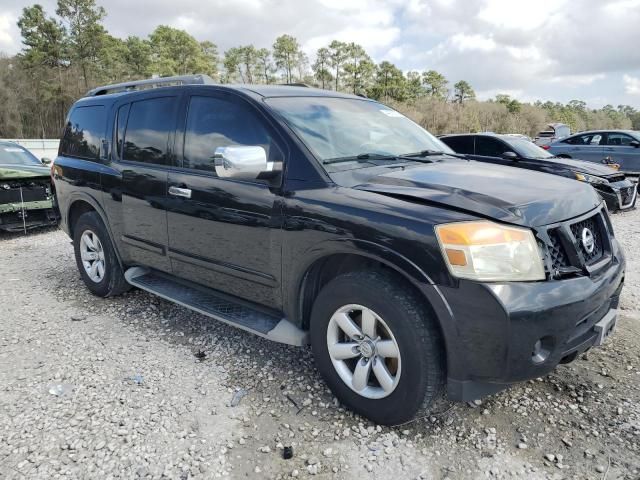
[440,133,637,211]
[0,141,56,232]
[547,130,640,175]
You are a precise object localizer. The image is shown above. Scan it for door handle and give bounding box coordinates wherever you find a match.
[168,186,192,199]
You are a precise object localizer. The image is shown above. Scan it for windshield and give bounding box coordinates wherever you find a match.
[0,145,43,166]
[265,97,454,168]
[508,138,554,159]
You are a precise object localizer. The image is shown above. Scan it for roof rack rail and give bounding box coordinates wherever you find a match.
[85,74,215,97]
[277,82,311,87]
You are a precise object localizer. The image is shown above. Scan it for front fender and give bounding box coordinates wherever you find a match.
[285,237,460,372]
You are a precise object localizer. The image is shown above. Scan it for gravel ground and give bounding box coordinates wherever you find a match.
[1,209,639,480]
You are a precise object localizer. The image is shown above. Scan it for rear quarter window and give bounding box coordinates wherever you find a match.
[60,105,106,160]
[441,136,474,154]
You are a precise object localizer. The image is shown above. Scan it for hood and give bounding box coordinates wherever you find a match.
[535,156,620,177]
[354,158,601,227]
[0,164,51,181]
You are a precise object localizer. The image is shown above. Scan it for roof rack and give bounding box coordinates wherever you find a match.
[85,74,215,97]
[277,82,311,88]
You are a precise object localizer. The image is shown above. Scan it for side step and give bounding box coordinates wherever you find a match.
[125,267,308,346]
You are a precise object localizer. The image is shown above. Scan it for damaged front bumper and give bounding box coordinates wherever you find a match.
[0,199,57,232]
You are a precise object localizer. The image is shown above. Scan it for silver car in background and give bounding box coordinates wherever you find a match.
[534,123,571,147]
[547,130,640,175]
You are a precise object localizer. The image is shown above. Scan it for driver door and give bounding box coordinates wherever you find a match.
[166,91,286,309]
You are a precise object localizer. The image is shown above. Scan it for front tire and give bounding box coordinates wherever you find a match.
[310,270,444,425]
[73,211,130,297]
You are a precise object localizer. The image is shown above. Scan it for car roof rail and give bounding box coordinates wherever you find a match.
[277,82,311,87]
[85,74,215,97]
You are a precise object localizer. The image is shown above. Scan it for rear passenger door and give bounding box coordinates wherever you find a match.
[166,91,285,309]
[561,133,604,162]
[603,132,640,173]
[116,94,180,272]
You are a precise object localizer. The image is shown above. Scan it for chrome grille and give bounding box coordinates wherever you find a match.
[569,215,604,265]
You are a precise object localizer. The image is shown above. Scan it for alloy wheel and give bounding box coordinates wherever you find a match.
[80,230,105,283]
[326,304,401,399]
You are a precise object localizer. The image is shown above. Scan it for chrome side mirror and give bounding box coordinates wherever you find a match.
[214,146,272,180]
[41,157,52,165]
[501,151,519,160]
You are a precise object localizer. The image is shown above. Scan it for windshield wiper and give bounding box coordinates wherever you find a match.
[323,153,399,165]
[398,150,447,158]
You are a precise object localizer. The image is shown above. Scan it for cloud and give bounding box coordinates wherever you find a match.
[1,0,640,106]
[0,13,18,53]
[624,75,640,95]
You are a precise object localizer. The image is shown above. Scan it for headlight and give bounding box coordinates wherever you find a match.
[575,172,607,185]
[435,221,545,282]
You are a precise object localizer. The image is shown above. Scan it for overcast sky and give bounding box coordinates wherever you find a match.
[1,0,639,108]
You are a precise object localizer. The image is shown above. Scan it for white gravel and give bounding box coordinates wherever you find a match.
[1,208,639,479]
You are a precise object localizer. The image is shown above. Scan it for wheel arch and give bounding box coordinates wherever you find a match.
[291,240,457,370]
[66,193,124,268]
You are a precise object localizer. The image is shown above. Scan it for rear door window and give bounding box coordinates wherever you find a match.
[122,97,178,165]
[441,136,474,154]
[605,132,635,146]
[60,105,106,160]
[475,137,508,157]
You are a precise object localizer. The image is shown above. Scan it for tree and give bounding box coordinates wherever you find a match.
[296,50,309,83]
[312,47,332,89]
[495,94,521,114]
[328,40,348,91]
[453,80,475,103]
[369,61,406,101]
[342,42,374,95]
[272,34,300,83]
[223,47,244,82]
[421,70,448,99]
[124,36,152,78]
[56,0,107,89]
[148,26,211,77]
[405,71,424,102]
[240,45,257,83]
[256,48,274,84]
[17,5,68,70]
[199,41,219,79]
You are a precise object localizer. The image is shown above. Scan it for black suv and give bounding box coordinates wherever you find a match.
[440,133,637,211]
[53,75,625,425]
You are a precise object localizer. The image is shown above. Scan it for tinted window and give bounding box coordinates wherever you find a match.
[123,97,177,165]
[475,137,508,157]
[564,133,602,145]
[115,103,130,159]
[60,105,105,160]
[441,136,474,154]
[183,95,282,173]
[605,132,635,146]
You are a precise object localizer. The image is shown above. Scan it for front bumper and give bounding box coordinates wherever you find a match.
[0,201,57,232]
[439,238,625,402]
[596,180,637,211]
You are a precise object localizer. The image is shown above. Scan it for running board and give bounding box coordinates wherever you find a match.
[125,267,308,346]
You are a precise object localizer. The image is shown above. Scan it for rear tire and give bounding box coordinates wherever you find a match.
[310,270,444,425]
[73,211,130,297]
